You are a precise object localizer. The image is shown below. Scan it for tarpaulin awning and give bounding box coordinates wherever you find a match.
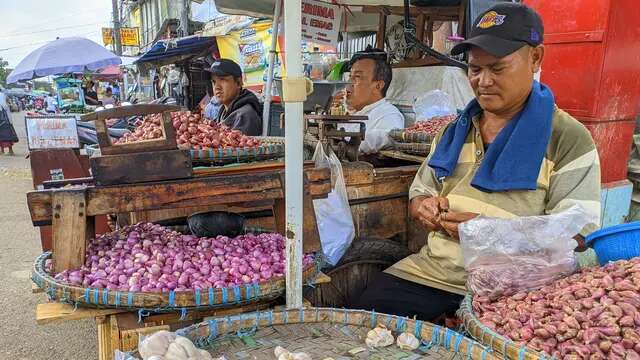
[214,0,407,32]
[134,35,217,70]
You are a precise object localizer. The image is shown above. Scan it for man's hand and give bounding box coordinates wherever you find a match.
[409,196,450,232]
[331,90,346,107]
[439,211,480,241]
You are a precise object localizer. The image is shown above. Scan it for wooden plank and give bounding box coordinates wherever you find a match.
[91,149,192,186]
[32,281,44,294]
[28,169,330,225]
[52,189,89,273]
[36,303,124,325]
[379,150,426,163]
[97,316,112,360]
[315,272,331,285]
[376,12,387,49]
[94,119,112,150]
[109,315,120,360]
[99,138,178,156]
[80,104,182,121]
[342,161,375,185]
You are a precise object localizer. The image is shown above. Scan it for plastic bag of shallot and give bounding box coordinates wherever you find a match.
[459,205,596,300]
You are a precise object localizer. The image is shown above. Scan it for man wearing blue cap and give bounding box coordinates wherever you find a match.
[356,3,600,322]
[208,59,263,136]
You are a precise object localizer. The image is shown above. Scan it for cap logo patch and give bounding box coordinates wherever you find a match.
[477,11,506,29]
[531,28,540,42]
[213,61,221,66]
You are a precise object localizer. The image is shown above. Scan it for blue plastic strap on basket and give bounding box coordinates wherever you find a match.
[315,307,320,322]
[137,309,150,323]
[245,284,252,300]
[481,348,488,360]
[83,288,91,302]
[283,310,288,324]
[518,346,527,360]
[396,316,407,332]
[208,319,219,338]
[268,309,273,326]
[343,309,348,325]
[221,287,228,303]
[254,283,260,297]
[414,320,423,339]
[371,310,377,329]
[466,340,475,360]
[454,333,463,352]
[444,328,454,348]
[208,288,215,305]
[195,289,201,306]
[501,338,507,355]
[385,314,393,328]
[127,292,134,307]
[168,290,176,307]
[92,289,99,304]
[180,308,188,320]
[300,308,304,322]
[233,286,241,303]
[114,292,121,307]
[102,289,108,304]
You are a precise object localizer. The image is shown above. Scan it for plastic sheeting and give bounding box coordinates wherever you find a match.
[386,66,474,114]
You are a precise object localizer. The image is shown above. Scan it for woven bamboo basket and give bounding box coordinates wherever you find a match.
[175,307,500,359]
[393,142,432,156]
[459,295,547,360]
[31,252,319,312]
[189,137,285,165]
[389,129,435,144]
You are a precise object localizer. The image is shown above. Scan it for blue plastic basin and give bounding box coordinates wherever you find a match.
[585,221,640,265]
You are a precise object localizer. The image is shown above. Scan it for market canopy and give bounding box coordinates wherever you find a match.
[134,35,217,70]
[6,37,121,84]
[215,0,407,32]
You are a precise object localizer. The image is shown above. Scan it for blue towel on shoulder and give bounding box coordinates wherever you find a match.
[428,81,555,192]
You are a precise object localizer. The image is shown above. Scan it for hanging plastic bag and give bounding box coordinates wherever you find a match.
[459,205,596,300]
[312,142,356,265]
[413,89,455,121]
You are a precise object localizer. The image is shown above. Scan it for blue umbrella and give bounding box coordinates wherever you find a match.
[7,37,122,84]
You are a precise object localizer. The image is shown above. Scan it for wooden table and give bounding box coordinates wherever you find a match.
[26,167,330,273]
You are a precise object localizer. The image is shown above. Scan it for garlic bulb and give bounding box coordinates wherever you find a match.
[275,347,312,360]
[174,336,200,358]
[365,326,394,348]
[165,342,189,360]
[396,332,420,350]
[140,331,177,359]
[274,346,290,358]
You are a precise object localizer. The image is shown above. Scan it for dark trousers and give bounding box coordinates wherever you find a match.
[354,272,464,321]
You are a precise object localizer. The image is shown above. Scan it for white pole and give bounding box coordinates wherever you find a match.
[262,0,282,136]
[284,0,304,309]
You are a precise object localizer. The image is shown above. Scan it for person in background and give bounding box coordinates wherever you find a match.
[101,87,117,106]
[112,84,121,101]
[355,3,601,321]
[203,93,221,121]
[83,81,100,105]
[45,93,57,113]
[0,90,18,155]
[334,46,405,154]
[208,59,262,136]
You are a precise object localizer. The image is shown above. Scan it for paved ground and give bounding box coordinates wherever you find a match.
[0,111,96,359]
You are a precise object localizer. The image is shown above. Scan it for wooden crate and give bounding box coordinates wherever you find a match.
[90,149,192,186]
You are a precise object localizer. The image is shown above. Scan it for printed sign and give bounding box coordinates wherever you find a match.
[25,116,80,149]
[102,27,140,46]
[301,0,343,47]
[120,27,140,46]
[49,168,64,181]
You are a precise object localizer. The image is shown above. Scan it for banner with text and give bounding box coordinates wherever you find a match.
[102,27,140,46]
[25,116,80,149]
[301,0,343,47]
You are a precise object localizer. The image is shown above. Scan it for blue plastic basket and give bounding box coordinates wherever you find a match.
[585,221,640,265]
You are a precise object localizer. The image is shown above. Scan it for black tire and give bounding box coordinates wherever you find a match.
[304,237,412,308]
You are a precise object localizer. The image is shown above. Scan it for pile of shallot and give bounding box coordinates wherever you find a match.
[405,114,457,135]
[52,223,314,292]
[116,111,261,150]
[473,258,640,359]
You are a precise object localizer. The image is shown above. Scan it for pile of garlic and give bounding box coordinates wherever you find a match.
[139,331,213,360]
[365,325,420,351]
[274,346,312,360]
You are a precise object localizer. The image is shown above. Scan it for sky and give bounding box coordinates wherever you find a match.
[0,0,114,68]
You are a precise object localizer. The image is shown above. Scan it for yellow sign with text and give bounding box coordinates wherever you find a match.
[102,27,140,47]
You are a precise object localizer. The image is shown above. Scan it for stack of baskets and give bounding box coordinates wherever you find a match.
[389,129,434,156]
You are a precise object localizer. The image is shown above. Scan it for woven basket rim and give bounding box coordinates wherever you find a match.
[32,251,318,311]
[459,295,546,360]
[189,143,284,162]
[176,306,500,360]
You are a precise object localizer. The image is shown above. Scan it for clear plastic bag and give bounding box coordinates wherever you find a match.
[312,142,356,265]
[413,89,455,121]
[114,350,140,360]
[459,205,596,299]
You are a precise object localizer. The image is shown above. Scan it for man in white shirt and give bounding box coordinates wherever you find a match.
[337,47,405,154]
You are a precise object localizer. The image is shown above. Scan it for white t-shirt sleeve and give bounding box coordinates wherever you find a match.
[359,103,404,154]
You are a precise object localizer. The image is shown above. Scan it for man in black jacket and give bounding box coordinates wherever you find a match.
[208,59,263,136]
